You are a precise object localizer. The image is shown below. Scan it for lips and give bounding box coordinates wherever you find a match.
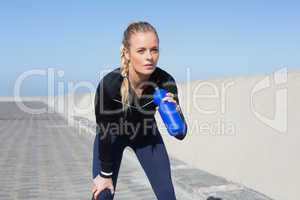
[144,64,153,67]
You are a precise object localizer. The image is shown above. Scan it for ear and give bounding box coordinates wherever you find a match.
[124,48,130,61]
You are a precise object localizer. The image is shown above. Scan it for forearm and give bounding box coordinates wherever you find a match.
[92,124,113,179]
[92,132,101,179]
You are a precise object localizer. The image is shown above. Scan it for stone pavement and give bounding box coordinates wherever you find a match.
[0,101,273,200]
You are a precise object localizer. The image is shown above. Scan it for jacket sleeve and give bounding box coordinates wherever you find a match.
[92,129,101,179]
[93,79,114,178]
[162,74,188,140]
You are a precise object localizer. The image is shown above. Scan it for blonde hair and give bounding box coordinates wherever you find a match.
[120,21,159,112]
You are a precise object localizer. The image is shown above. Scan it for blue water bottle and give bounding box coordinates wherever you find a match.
[153,87,186,136]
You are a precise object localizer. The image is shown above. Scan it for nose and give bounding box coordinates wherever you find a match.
[145,50,153,60]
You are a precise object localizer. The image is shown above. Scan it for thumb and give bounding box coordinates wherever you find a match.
[94,189,100,199]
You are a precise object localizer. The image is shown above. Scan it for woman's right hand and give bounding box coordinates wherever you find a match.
[92,175,114,200]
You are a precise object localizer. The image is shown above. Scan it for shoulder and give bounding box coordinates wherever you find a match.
[100,67,122,85]
[153,66,176,84]
[96,67,123,98]
[154,67,177,87]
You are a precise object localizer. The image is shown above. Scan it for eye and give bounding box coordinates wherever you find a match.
[137,49,145,54]
[151,48,159,53]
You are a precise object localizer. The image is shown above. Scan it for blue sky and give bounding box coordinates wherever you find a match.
[1,0,299,96]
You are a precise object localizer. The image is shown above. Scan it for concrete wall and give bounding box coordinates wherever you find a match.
[50,70,300,200]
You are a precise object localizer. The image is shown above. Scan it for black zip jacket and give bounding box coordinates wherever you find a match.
[94,66,188,178]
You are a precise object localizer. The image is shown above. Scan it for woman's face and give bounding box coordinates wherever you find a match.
[125,31,159,77]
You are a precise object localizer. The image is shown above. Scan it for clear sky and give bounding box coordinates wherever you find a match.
[1,0,299,96]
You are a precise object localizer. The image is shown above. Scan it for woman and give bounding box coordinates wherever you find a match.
[91,21,188,200]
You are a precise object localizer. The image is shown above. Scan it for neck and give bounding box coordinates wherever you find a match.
[128,66,150,90]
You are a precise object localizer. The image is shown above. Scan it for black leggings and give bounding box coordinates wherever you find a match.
[91,129,176,200]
